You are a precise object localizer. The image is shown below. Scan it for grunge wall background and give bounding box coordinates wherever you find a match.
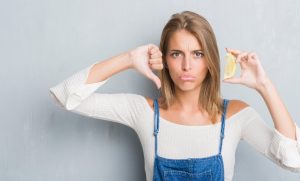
[0,0,299,180]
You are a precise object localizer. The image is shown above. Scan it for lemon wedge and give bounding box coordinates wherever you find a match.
[224,53,237,79]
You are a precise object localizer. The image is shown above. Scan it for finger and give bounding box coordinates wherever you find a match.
[146,70,161,89]
[236,52,248,63]
[151,49,162,58]
[149,57,162,64]
[148,44,158,53]
[235,52,249,70]
[248,52,257,60]
[150,63,164,70]
[246,52,260,66]
[226,48,243,57]
[150,51,162,59]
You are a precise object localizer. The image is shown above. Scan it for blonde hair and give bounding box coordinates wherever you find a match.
[158,11,224,124]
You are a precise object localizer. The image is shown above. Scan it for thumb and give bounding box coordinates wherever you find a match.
[222,76,242,84]
[146,69,161,89]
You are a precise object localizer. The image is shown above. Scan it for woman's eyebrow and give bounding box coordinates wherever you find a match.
[169,49,203,52]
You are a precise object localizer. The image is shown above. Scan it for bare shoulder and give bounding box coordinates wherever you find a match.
[144,96,165,110]
[144,96,154,109]
[226,99,250,119]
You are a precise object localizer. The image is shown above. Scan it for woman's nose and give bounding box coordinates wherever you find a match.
[182,57,191,71]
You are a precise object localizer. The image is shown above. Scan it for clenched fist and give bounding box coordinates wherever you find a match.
[129,44,164,89]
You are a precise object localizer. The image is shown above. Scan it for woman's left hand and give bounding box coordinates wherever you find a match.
[222,48,271,91]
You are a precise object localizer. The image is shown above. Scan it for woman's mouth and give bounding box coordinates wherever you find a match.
[179,75,196,81]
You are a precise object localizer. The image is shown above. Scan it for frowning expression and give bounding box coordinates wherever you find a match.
[166,29,208,92]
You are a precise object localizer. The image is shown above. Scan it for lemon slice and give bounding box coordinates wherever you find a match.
[224,53,237,79]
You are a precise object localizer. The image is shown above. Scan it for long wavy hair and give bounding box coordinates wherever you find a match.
[157,11,224,124]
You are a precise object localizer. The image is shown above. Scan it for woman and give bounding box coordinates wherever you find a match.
[49,11,300,181]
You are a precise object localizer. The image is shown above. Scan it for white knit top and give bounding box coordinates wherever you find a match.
[49,61,300,181]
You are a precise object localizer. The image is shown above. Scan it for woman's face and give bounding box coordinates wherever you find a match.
[166,29,208,92]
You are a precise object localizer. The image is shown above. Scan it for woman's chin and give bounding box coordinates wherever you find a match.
[176,82,199,92]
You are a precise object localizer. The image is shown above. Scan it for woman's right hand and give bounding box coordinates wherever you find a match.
[129,44,164,89]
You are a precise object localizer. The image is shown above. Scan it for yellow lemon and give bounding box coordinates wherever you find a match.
[224,53,237,79]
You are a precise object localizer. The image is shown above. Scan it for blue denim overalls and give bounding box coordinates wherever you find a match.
[153,98,229,181]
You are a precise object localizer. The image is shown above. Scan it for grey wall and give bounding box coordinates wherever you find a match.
[1,0,299,180]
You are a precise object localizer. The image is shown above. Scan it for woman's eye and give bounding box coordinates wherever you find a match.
[195,52,204,57]
[171,52,180,57]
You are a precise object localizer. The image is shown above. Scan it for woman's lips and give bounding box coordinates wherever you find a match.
[179,75,196,81]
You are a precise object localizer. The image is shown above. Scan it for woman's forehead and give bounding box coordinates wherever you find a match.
[168,30,202,51]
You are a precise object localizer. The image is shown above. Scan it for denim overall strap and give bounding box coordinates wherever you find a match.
[218,99,229,155]
[153,98,160,157]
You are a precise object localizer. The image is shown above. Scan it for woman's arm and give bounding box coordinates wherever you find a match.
[86,44,163,88]
[223,48,297,140]
[240,107,300,171]
[223,48,300,170]
[85,51,132,84]
[49,44,163,129]
[49,50,133,111]
[257,78,296,140]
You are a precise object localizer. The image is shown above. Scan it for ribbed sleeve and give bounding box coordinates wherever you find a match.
[269,122,300,170]
[240,107,300,172]
[49,62,146,130]
[49,62,106,110]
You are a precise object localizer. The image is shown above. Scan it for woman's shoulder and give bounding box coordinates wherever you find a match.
[226,99,251,119]
[144,96,154,109]
[144,96,164,111]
